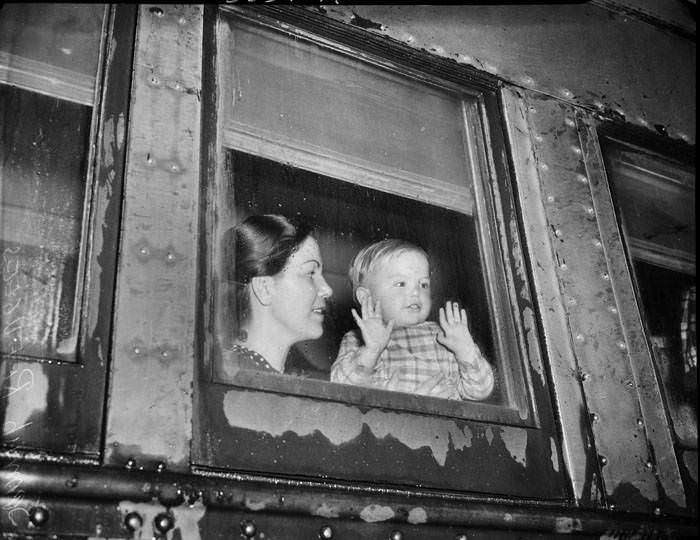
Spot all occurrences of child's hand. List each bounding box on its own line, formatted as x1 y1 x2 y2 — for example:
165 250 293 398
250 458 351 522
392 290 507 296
352 294 394 358
437 301 477 359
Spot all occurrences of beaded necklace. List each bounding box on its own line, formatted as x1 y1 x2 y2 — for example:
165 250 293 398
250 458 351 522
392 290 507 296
231 343 280 373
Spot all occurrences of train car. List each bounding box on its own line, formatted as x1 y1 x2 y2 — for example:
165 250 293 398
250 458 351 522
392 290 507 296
0 3 696 538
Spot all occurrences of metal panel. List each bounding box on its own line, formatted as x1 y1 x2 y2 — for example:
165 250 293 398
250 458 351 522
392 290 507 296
104 4 202 471
502 84 687 514
0 5 135 458
310 4 695 145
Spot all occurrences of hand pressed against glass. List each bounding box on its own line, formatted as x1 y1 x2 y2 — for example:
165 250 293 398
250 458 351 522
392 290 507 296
438 301 481 369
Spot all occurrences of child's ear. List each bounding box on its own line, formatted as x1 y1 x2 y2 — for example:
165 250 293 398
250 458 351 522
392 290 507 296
250 276 274 306
355 286 370 305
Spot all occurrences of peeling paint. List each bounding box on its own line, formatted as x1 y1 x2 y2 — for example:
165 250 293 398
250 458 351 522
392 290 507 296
554 516 583 533
117 500 205 540
500 427 528 467
407 506 428 524
2 364 49 434
360 504 395 522
223 392 474 467
550 437 560 473
312 502 340 519
682 451 697 484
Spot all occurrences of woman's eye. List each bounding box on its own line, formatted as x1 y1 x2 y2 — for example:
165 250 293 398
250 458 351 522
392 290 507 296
395 281 405 287
421 282 430 289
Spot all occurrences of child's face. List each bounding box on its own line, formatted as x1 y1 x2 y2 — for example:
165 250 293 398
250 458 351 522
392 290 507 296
364 250 432 328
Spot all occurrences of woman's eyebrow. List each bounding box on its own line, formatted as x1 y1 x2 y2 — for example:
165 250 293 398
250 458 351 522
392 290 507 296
304 259 321 267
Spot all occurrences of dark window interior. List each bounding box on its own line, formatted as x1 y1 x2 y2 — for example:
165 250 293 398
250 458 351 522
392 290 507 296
219 149 503 404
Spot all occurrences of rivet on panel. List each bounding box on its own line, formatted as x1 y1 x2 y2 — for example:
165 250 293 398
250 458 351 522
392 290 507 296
520 75 534 85
559 262 568 271
637 418 644 428
599 455 608 466
618 342 627 351
608 305 618 314
390 531 404 540
160 349 170 359
534 134 543 143
241 520 257 538
138 245 150 258
156 462 166 473
601 272 610 281
178 16 187 25
148 74 161 87
546 195 555 203
580 372 589 382
539 162 549 171
125 457 137 470
571 145 582 155
165 252 177 264
145 153 155 166
132 346 142 356
153 513 174 534
528 105 537 113
654 507 662 516
585 206 595 217
590 413 599 422
645 460 654 470
593 238 602 248
564 117 576 127
456 535 468 540
576 174 588 184
554 228 563 238
575 333 585 343
169 162 181 174
29 506 50 526
174 81 184 92
560 88 574 99
319 525 334 539
124 512 143 532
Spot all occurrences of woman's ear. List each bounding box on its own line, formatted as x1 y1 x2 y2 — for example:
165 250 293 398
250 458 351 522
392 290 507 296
250 276 274 306
355 286 370 305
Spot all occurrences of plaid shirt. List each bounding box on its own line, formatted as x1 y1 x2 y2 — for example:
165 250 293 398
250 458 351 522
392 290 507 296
330 321 494 400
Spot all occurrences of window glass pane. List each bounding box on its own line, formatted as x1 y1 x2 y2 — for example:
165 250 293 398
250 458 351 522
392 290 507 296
1 5 105 362
221 19 474 214
215 150 505 407
605 140 696 449
0 3 105 105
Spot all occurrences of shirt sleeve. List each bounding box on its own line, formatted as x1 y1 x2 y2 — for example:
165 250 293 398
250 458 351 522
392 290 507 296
330 330 385 388
454 340 495 401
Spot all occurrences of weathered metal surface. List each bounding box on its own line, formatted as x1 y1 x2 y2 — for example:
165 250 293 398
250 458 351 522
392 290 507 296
197 386 565 500
501 85 601 509
503 84 688 515
309 4 695 145
104 4 202 471
0 5 136 457
1 462 697 538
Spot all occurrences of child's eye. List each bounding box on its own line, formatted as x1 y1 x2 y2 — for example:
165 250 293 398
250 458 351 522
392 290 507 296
394 281 405 287
420 281 430 289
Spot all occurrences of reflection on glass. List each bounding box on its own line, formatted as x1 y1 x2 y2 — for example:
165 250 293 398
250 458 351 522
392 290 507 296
215 151 502 404
605 141 696 449
1 4 104 362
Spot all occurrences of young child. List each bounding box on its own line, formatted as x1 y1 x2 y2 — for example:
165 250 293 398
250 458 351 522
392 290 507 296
330 239 494 400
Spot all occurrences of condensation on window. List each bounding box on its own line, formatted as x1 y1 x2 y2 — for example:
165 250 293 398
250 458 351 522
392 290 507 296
1 4 104 362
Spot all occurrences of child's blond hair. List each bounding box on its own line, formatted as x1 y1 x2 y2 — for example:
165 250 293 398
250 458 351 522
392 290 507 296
348 239 429 298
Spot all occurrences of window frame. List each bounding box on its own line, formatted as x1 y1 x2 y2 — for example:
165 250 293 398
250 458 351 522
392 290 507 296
194 6 564 499
0 4 136 458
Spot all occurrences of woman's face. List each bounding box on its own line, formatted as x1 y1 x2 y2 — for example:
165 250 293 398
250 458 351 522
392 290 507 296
269 237 333 343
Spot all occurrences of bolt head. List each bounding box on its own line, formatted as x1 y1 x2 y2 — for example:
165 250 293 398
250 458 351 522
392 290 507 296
29 506 49 526
241 520 257 537
319 525 334 539
124 512 143 532
153 512 174 533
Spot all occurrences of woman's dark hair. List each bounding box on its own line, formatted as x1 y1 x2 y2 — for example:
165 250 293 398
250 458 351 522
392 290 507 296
223 214 313 333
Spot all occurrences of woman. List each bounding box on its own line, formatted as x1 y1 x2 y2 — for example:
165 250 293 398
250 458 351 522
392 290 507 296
224 214 333 374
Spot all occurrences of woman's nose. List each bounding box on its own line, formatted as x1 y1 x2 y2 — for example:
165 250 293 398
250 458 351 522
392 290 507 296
317 275 333 298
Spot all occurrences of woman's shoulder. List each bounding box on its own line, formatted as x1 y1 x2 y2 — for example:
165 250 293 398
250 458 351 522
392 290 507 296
229 344 280 373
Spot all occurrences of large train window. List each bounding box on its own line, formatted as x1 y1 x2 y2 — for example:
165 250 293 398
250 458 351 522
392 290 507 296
0 5 134 456
602 136 696 452
196 8 564 498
